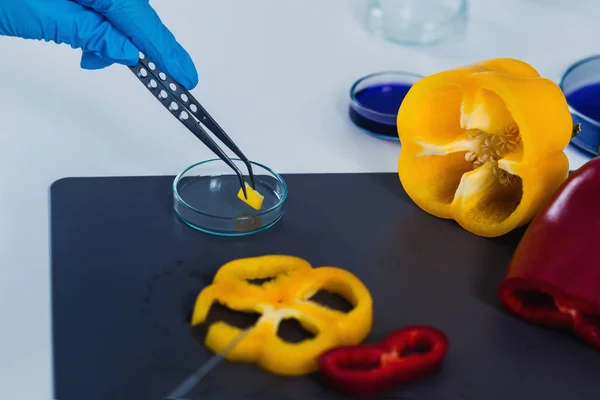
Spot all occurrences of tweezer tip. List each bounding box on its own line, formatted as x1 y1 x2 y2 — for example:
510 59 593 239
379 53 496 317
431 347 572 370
243 161 256 190
239 178 248 199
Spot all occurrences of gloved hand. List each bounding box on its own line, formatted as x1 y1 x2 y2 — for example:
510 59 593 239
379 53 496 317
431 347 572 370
0 0 198 89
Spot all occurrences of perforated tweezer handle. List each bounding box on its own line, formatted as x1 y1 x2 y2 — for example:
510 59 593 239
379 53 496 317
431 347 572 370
128 53 255 197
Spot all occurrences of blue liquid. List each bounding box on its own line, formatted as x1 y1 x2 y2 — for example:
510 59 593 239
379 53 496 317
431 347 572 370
566 83 600 121
349 83 412 137
565 83 600 155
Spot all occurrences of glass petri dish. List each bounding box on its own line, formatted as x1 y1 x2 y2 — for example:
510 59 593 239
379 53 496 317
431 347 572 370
366 0 469 46
559 55 600 156
173 159 287 236
349 71 422 141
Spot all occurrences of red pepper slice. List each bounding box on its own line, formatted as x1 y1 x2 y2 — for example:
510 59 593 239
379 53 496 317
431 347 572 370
317 326 449 397
498 157 600 350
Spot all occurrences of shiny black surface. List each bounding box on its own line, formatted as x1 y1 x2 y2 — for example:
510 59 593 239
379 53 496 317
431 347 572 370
51 173 600 400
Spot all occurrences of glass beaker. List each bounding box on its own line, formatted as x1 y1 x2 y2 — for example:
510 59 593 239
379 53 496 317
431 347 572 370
366 0 468 46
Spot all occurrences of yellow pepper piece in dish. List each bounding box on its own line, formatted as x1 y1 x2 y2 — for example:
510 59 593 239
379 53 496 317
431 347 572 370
191 255 373 376
237 182 264 210
397 58 573 237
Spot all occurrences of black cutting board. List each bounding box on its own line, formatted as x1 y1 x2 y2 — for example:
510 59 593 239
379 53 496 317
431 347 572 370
50 173 600 400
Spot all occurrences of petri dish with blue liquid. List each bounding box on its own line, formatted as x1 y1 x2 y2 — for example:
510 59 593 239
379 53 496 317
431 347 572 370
349 71 422 141
560 55 600 156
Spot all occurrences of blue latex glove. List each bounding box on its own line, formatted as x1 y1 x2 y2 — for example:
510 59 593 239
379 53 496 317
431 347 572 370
0 0 198 89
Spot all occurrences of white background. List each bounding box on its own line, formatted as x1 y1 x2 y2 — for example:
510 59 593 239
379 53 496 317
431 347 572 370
0 0 598 398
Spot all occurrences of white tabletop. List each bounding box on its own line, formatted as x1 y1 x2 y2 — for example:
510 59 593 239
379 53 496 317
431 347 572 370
0 0 598 398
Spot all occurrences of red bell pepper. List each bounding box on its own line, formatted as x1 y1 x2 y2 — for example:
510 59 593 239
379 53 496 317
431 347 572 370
317 326 449 397
498 157 600 350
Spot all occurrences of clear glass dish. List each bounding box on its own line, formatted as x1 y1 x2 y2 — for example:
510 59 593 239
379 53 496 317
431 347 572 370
366 0 469 46
349 71 422 141
173 159 287 236
559 55 600 156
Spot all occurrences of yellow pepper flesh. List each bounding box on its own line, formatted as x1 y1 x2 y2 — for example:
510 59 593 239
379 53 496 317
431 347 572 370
397 58 573 237
191 255 373 376
237 182 264 210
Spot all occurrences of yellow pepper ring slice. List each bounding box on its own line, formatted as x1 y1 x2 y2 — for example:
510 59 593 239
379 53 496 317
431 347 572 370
397 58 573 237
191 255 374 376
213 254 312 284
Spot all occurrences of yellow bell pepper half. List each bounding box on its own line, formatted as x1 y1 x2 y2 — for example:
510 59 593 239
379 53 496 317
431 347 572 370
191 255 373 376
397 58 573 237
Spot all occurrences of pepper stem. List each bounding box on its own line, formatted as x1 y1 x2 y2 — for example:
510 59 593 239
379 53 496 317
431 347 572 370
572 123 582 138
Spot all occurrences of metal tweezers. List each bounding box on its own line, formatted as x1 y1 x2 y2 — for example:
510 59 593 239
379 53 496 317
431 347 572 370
128 53 255 198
